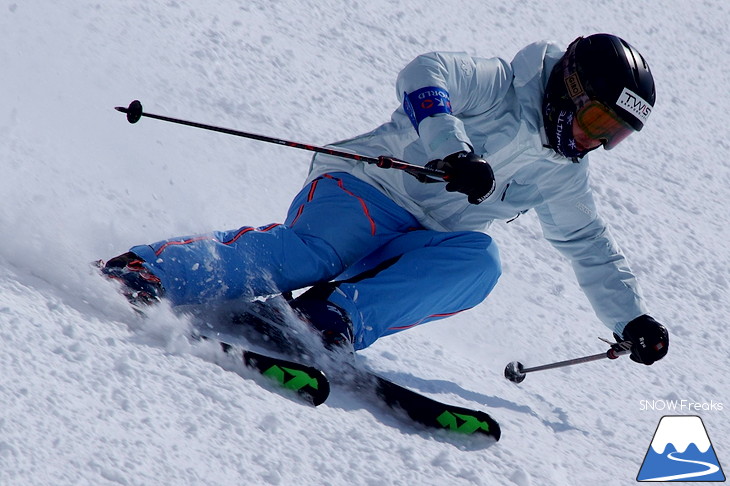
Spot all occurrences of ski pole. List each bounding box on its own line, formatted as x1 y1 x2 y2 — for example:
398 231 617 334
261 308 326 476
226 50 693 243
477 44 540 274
504 341 632 383
115 100 446 182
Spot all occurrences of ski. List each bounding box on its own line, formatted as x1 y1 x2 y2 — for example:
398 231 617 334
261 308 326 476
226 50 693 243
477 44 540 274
124 292 499 436
194 302 500 439
195 333 330 407
240 347 330 407
350 368 501 440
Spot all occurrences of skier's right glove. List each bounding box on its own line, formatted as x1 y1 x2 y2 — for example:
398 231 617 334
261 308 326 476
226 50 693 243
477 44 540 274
426 151 496 204
101 251 165 306
615 314 669 365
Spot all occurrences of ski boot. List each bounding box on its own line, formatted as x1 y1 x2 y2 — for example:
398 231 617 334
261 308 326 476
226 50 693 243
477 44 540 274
290 286 355 352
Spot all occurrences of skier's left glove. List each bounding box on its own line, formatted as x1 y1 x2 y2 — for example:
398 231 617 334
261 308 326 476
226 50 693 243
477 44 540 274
615 315 669 365
426 151 496 204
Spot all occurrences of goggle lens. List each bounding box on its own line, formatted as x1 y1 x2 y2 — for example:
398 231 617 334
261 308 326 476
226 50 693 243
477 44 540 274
575 101 634 150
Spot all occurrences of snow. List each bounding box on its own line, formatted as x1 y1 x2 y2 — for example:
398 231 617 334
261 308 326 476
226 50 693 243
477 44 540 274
1 1 729 485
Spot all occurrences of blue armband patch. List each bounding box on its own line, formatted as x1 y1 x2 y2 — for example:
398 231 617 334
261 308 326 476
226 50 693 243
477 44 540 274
403 86 452 133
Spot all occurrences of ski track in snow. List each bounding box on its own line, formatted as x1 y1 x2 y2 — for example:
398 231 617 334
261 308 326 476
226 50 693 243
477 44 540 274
1 1 729 485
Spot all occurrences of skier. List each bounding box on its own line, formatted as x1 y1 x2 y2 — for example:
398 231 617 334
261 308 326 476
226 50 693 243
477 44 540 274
103 33 668 365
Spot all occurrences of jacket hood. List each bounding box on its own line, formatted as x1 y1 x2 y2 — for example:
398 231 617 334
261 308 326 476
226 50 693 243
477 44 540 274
511 41 564 134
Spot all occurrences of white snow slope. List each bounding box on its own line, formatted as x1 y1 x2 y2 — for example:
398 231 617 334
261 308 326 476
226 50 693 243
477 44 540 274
2 1 729 485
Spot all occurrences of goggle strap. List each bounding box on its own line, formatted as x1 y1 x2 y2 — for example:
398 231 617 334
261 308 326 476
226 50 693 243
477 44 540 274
562 37 592 109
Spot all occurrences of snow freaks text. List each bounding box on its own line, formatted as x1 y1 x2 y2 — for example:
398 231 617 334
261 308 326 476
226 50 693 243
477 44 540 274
639 400 724 412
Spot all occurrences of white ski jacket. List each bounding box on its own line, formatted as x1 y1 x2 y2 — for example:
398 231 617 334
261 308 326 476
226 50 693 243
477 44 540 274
306 41 647 334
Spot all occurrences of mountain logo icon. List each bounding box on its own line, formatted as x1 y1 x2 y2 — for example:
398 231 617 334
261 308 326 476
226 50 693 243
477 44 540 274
637 415 726 482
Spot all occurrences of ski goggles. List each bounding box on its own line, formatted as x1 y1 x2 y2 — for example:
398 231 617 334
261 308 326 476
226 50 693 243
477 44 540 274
574 100 634 150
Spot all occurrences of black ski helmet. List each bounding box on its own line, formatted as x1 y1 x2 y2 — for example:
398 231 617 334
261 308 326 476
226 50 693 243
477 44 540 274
543 34 656 157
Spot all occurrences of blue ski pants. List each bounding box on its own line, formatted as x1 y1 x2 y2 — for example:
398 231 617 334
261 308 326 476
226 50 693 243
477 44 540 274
130 173 501 349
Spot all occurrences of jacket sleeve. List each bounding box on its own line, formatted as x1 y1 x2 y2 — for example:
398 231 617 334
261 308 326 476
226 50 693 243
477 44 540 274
534 166 648 335
395 51 513 160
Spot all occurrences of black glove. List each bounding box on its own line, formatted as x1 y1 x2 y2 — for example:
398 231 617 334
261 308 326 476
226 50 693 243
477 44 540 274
426 151 495 204
615 315 669 365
